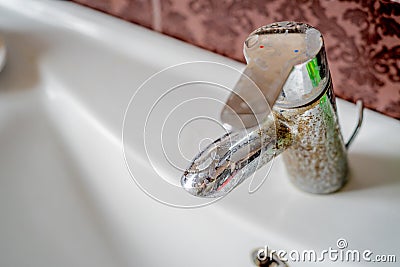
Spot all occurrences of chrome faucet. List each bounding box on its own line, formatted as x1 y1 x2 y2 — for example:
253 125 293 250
181 22 363 197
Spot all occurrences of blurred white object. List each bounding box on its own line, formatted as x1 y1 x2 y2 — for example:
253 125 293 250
0 35 5 72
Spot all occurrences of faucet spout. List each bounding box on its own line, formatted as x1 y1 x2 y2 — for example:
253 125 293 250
181 116 292 197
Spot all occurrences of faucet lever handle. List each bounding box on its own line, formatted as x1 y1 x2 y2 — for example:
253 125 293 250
221 26 318 130
220 62 291 130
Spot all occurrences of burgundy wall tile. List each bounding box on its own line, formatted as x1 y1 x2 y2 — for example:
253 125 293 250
72 0 154 29
72 0 400 119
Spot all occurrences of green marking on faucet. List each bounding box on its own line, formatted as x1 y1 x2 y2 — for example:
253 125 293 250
320 93 336 143
306 57 321 87
320 94 331 117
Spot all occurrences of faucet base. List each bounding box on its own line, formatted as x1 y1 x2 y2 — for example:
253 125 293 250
275 78 349 194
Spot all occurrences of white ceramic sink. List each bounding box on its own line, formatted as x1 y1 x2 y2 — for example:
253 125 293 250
0 1 399 266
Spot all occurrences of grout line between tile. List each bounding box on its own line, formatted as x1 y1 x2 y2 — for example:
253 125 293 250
151 0 162 32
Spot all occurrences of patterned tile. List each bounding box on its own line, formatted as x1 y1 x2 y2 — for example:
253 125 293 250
72 0 153 29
